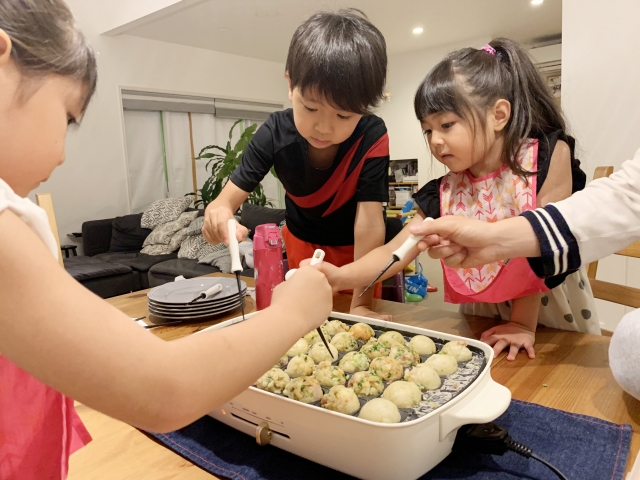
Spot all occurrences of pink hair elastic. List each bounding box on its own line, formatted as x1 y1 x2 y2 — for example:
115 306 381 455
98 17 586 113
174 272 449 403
481 44 496 55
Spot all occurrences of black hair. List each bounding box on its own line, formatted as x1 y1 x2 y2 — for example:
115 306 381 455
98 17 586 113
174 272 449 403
285 8 387 115
0 0 97 112
414 37 565 179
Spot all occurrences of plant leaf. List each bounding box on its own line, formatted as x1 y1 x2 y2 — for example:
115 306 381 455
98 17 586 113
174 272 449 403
189 119 271 206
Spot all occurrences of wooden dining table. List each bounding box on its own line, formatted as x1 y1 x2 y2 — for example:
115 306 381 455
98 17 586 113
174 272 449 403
68 273 640 479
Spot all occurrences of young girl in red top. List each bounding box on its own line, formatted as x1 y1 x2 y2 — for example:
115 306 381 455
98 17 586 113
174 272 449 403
0 2 331 478
318 39 600 361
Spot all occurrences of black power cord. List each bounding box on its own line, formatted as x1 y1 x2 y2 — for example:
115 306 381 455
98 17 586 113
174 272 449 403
453 422 569 480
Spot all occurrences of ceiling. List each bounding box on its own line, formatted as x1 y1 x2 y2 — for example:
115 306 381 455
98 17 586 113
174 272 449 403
120 0 562 63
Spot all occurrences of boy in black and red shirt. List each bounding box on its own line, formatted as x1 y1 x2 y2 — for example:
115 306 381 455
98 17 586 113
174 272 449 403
203 9 390 320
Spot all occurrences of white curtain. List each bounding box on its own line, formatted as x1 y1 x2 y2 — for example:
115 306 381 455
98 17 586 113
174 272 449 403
123 111 282 213
163 112 193 199
123 110 167 213
191 114 238 192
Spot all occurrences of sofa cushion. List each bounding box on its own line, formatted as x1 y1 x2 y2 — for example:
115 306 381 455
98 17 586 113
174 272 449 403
142 212 197 249
149 259 254 287
81 274 134 299
184 216 204 237
241 203 285 239
110 213 151 253
64 256 132 282
141 197 192 229
94 251 178 273
149 258 222 279
185 207 205 217
82 218 114 257
197 241 227 260
178 235 208 259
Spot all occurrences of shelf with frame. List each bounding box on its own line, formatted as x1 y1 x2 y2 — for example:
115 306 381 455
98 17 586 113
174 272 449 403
388 158 418 208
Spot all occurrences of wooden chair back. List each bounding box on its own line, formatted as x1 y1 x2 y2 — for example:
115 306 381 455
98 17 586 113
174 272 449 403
35 193 64 267
587 167 640 308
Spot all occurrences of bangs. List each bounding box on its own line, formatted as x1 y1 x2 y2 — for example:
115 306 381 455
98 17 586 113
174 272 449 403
285 9 387 115
289 40 385 115
414 60 470 121
69 31 98 113
296 70 378 115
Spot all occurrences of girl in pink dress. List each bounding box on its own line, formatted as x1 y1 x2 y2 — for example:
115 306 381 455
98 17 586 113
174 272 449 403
0 2 332 478
320 39 599 361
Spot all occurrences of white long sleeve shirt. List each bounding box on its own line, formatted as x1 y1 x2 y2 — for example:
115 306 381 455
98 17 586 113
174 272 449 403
522 147 640 276
521 147 640 406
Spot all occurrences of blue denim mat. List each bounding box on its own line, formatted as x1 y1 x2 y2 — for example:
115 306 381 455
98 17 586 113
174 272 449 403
148 399 632 480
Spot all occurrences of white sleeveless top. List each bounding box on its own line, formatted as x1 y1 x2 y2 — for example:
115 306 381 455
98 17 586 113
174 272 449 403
0 178 59 259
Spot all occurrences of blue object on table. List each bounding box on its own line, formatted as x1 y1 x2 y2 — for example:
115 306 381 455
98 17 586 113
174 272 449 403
146 399 632 480
400 199 415 224
405 261 428 298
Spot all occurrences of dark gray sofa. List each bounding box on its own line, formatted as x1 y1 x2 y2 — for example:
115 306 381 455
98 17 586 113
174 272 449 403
66 204 402 299
66 205 283 298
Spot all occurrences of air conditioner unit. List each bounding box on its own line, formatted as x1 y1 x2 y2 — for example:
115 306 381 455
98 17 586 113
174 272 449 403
529 44 561 96
536 60 562 73
529 43 561 69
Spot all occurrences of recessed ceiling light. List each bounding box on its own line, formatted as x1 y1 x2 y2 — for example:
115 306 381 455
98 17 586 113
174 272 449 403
413 27 424 35
531 0 543 5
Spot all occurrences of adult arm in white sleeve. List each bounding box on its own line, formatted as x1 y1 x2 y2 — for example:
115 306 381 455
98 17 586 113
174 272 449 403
522 146 640 276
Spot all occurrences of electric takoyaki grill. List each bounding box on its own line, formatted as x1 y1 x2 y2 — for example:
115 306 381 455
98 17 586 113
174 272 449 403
203 312 511 480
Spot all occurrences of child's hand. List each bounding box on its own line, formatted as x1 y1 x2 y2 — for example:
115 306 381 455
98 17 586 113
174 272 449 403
298 259 344 294
271 266 332 330
350 305 393 322
202 206 248 245
480 322 536 361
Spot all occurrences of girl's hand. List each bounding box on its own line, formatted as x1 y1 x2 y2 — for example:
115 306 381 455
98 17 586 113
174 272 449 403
202 206 248 245
270 266 332 330
480 322 536 361
298 259 343 294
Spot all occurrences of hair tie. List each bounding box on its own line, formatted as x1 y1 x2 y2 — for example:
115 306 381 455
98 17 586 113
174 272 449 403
481 44 496 55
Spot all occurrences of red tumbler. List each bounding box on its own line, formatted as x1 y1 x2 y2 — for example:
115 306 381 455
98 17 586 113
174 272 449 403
253 223 284 310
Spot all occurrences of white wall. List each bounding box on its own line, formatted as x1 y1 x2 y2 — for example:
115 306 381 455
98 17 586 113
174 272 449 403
93 0 183 34
375 37 490 187
35 0 288 245
562 0 640 331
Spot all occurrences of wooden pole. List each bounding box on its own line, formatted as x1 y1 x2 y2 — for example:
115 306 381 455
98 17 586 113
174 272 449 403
187 112 198 204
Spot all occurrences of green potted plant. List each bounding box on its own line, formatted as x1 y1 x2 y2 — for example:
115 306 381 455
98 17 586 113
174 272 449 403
189 119 274 208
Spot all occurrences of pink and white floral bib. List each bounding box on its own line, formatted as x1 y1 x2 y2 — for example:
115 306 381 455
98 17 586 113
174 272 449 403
440 140 549 303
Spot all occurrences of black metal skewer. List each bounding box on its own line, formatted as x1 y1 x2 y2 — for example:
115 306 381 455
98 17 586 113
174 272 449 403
317 327 334 359
235 271 245 321
187 293 206 305
359 256 399 298
145 320 183 329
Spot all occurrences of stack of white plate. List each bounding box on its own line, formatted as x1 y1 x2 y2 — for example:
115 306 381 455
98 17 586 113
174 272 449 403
148 277 247 321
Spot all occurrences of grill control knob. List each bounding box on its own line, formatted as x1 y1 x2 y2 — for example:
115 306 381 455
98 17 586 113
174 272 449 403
255 422 272 446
